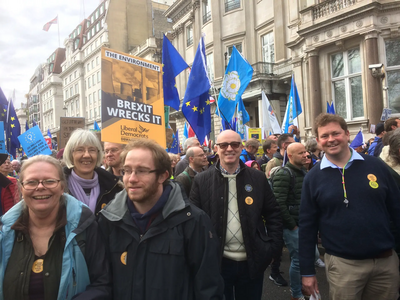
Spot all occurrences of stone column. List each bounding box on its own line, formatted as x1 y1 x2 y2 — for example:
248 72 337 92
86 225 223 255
365 31 383 127
308 51 322 127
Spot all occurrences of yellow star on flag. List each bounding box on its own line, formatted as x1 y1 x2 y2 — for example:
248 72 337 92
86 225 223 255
185 101 191 107
200 109 204 114
11 117 15 121
192 106 198 112
206 99 210 105
11 124 15 128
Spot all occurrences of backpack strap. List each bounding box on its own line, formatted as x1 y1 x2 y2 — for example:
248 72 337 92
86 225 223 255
75 230 86 256
182 171 192 185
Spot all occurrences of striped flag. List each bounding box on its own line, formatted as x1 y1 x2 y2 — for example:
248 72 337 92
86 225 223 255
43 16 58 31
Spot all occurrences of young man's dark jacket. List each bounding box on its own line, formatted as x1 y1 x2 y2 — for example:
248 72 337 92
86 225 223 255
271 162 306 230
64 167 123 215
190 160 283 279
98 181 224 300
174 166 197 197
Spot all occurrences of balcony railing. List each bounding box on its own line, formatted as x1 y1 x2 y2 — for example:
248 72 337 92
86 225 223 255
225 0 240 13
203 11 211 24
252 62 274 76
313 0 357 20
252 61 293 78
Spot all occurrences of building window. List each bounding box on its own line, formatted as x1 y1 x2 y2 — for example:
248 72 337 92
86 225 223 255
206 53 214 84
87 63 90 72
262 32 275 63
70 87 73 97
97 71 100 83
227 43 242 61
98 89 101 100
225 0 240 13
93 92 96 102
91 60 94 69
331 48 363 120
203 0 211 24
385 39 400 114
75 84 78 94
65 90 69 99
96 56 99 66
88 77 91 88
92 74 95 86
89 94 92 104
186 24 193 47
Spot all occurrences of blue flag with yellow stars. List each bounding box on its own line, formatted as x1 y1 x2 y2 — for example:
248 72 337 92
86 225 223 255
168 129 180 154
162 34 189 111
0 88 9 124
182 36 211 144
6 99 21 158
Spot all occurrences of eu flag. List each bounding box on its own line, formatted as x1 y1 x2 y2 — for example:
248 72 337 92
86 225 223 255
236 97 250 139
168 130 181 154
182 36 211 144
25 121 29 132
33 119 37 127
94 120 101 131
0 88 8 124
162 35 189 111
6 99 21 158
216 46 253 123
47 128 52 138
282 75 302 133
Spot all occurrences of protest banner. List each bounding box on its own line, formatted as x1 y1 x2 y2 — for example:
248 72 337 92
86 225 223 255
59 117 85 149
101 47 166 147
0 122 5 153
18 126 52 157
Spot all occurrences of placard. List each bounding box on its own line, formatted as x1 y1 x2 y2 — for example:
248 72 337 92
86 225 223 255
101 47 166 146
59 117 85 149
18 126 52 157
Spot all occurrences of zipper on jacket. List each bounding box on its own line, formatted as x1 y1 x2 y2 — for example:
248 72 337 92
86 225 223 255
96 180 120 214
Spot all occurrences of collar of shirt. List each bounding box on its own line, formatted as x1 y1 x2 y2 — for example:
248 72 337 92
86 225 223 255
219 164 240 175
320 148 364 170
189 166 198 175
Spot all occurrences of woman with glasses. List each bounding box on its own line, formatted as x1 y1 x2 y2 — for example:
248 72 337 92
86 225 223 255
0 155 111 299
63 129 123 215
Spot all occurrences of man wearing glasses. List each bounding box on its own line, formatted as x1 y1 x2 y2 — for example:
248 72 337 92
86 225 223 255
190 130 283 300
239 138 260 163
175 146 208 197
99 138 224 300
104 142 125 180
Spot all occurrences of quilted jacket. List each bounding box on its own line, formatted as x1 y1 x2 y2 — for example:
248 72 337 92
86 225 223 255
190 160 283 279
271 162 306 230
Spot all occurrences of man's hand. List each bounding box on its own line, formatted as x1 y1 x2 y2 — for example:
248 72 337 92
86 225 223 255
302 276 319 297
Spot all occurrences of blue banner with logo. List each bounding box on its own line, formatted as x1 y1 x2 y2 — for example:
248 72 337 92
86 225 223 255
18 125 52 157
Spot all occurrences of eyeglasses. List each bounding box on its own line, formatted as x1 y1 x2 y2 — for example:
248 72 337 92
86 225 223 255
216 142 241 150
306 155 312 159
121 168 158 177
21 179 61 190
73 147 99 155
194 154 207 158
105 148 121 154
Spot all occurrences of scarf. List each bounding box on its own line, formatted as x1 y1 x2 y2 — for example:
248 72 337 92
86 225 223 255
68 169 100 213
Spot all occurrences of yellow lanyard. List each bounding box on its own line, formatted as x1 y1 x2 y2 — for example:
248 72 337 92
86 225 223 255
334 151 352 208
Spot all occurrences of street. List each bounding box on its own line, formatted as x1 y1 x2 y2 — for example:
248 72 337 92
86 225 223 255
262 247 329 299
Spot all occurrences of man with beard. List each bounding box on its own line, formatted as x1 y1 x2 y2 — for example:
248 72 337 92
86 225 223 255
98 139 224 300
104 142 125 181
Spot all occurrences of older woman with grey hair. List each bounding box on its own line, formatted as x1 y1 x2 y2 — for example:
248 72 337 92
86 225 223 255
63 129 123 215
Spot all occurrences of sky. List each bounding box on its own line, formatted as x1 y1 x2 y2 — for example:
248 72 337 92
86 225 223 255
0 0 102 109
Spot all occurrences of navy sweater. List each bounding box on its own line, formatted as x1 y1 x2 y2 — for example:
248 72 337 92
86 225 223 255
299 154 400 276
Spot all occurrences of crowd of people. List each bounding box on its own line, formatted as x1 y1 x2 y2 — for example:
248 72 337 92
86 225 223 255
0 114 399 299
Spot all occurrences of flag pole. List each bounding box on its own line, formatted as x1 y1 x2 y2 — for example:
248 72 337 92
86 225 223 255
213 86 233 130
57 15 60 47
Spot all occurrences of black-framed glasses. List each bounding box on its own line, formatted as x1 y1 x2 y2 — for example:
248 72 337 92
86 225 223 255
216 142 241 150
121 169 158 177
21 179 61 190
306 155 312 159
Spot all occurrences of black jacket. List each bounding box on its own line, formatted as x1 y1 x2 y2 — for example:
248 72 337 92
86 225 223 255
98 182 224 300
64 167 123 215
174 166 197 197
190 160 283 279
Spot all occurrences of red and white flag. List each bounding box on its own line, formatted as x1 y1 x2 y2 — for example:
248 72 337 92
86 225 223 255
43 16 58 31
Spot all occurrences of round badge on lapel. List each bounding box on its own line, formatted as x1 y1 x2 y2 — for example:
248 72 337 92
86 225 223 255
244 184 253 192
245 197 254 205
121 251 127 265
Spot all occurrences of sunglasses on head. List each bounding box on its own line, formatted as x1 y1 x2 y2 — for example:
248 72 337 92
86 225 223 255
216 142 241 150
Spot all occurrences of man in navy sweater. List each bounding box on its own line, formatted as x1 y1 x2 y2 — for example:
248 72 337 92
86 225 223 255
299 113 400 300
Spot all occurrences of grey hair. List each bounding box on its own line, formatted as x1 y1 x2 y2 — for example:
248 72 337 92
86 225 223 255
183 137 199 152
63 129 103 169
388 128 400 166
186 147 196 158
305 138 318 153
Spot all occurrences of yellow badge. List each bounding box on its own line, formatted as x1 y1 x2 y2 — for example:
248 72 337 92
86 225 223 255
245 197 253 205
32 259 44 273
369 181 379 189
101 203 106 209
367 174 377 182
120 251 127 265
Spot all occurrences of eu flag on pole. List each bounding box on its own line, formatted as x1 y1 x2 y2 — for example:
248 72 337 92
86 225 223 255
350 129 364 149
6 99 21 158
47 128 52 139
0 88 8 124
94 120 101 131
282 75 302 133
216 46 253 123
182 36 211 144
25 121 29 132
162 35 189 111
168 130 181 154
